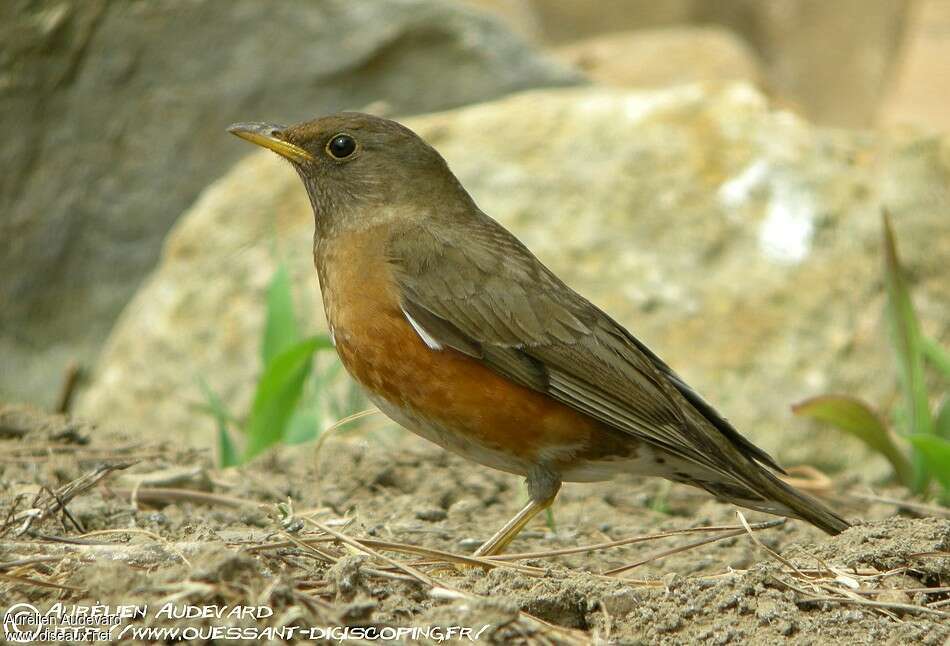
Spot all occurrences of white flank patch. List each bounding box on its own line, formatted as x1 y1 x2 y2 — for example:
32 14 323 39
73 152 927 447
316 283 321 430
402 308 443 351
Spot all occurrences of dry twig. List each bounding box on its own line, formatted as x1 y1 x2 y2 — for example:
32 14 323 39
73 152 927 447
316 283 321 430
106 486 263 509
2 462 134 537
301 518 588 644
603 518 784 576
55 361 83 414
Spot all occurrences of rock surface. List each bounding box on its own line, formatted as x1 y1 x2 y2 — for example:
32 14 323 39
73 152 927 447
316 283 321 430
473 0 911 127
0 0 579 408
523 0 694 44
881 0 950 133
702 0 911 127
460 0 543 43
80 83 950 477
555 27 762 89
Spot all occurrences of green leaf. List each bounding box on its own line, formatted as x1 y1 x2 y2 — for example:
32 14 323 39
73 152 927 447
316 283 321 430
882 211 932 492
262 264 300 365
198 378 241 468
244 336 328 460
922 336 950 380
936 399 950 441
285 407 321 444
882 212 932 438
907 434 950 492
314 333 335 351
217 424 241 468
792 394 914 487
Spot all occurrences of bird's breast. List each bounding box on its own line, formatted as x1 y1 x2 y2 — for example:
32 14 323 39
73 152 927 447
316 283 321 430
313 226 639 476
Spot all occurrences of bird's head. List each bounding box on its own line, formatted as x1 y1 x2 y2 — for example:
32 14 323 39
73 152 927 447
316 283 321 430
228 113 471 234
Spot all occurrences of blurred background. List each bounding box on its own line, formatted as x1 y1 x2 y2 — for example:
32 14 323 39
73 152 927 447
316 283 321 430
1 0 948 477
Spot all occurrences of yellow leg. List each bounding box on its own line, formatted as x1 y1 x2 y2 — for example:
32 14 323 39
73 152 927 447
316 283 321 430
473 494 556 557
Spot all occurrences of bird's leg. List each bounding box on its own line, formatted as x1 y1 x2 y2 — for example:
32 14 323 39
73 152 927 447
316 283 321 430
473 468 561 557
471 497 555 556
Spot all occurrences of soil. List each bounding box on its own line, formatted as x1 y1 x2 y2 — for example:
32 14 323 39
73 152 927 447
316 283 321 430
1 403 948 644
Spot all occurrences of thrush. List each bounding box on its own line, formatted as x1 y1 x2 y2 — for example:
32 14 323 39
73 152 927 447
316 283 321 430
228 114 850 555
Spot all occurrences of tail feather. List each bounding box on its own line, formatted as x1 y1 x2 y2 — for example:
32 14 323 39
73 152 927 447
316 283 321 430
701 469 850 535
756 470 850 535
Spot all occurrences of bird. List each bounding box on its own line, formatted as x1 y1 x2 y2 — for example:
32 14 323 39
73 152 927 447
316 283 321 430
228 113 850 555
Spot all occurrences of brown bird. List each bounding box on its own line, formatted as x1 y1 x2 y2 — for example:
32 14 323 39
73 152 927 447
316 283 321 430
228 114 850 555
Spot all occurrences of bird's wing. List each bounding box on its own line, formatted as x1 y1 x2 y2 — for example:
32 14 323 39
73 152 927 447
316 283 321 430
387 215 782 479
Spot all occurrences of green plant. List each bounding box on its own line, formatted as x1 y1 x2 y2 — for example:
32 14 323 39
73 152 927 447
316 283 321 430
200 263 367 466
793 212 950 500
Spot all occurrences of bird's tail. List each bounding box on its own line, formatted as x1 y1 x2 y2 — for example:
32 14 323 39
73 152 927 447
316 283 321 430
712 468 850 535
760 470 850 534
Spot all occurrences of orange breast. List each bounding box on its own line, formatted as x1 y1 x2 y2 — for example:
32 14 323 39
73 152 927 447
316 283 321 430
314 226 615 472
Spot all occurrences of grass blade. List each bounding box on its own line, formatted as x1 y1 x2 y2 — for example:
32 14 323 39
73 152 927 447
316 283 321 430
906 435 950 493
197 378 241 468
262 264 300 365
285 407 322 444
923 336 950 380
936 399 950 441
792 394 914 487
244 336 329 460
882 211 932 491
884 213 932 433
882 212 932 436
217 423 241 468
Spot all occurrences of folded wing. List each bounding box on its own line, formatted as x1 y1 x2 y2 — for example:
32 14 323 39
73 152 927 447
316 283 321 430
387 215 783 485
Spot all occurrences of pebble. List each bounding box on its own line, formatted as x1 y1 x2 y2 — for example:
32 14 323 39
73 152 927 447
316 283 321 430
416 508 447 522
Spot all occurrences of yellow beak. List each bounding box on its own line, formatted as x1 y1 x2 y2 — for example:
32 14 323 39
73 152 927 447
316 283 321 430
227 122 314 163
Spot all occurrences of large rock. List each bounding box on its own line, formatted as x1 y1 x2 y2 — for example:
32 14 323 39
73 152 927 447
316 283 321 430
461 0 543 43
472 0 911 127
80 84 950 478
524 0 694 44
696 0 911 127
881 0 950 133
0 0 579 408
554 27 762 89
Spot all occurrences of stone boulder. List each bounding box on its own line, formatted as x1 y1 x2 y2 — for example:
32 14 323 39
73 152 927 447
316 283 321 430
471 0 912 127
80 84 950 478
881 0 950 133
0 0 580 408
555 27 762 90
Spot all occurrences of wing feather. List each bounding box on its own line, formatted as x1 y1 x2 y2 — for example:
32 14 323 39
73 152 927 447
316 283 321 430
387 215 781 479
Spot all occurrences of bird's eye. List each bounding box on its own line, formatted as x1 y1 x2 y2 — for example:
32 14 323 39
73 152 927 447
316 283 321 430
326 134 357 159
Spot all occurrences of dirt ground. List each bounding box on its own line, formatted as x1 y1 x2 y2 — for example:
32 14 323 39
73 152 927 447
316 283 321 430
1 403 948 644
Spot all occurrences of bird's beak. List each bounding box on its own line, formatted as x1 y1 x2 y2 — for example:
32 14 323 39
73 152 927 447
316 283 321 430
227 122 314 163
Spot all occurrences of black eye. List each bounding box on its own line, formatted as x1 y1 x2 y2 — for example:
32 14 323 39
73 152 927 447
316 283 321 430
327 133 357 159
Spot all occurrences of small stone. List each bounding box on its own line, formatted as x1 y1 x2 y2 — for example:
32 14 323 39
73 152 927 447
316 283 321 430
339 598 376 622
239 508 269 528
655 615 683 634
328 555 367 600
459 538 484 551
146 512 167 526
415 508 447 522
